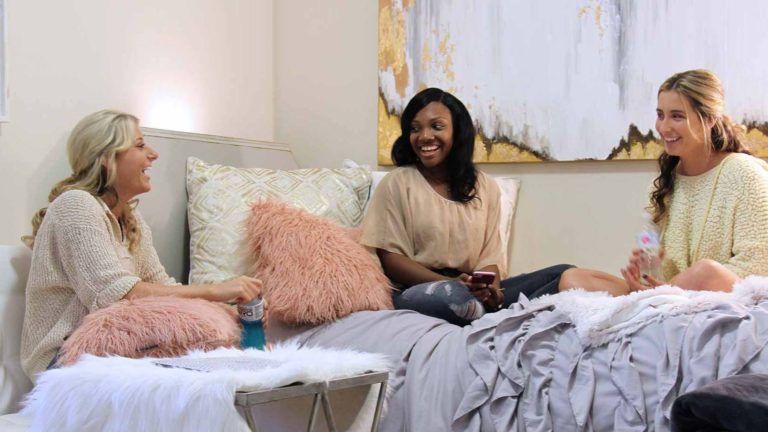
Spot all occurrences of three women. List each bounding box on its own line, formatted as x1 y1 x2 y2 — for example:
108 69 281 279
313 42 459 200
23 69 768 359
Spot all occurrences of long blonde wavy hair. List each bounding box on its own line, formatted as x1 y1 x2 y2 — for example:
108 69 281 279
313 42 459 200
23 110 143 251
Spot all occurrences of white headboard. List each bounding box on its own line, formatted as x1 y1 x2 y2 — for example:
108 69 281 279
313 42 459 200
139 128 297 283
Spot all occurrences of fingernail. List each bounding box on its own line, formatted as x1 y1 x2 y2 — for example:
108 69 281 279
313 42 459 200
641 274 648 279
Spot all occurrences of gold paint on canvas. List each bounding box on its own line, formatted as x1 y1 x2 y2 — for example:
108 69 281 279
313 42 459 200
378 95 400 165
438 32 455 82
378 94 543 165
378 0 409 97
746 128 768 157
485 142 543 163
578 0 606 36
611 141 664 160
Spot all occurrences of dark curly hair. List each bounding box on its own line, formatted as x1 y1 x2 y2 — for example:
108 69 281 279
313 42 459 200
391 87 478 203
650 70 750 224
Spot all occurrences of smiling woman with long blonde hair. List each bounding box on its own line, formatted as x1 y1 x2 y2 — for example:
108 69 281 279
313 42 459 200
20 110 262 380
24 110 144 251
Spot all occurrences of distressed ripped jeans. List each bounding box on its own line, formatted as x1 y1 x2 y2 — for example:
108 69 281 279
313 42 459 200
393 264 575 326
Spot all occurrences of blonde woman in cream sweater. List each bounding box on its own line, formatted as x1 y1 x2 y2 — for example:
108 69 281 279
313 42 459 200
20 110 262 379
621 69 768 293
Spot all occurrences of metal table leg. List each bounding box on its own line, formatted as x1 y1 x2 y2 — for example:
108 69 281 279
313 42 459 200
320 389 338 432
235 371 389 432
307 392 321 432
371 381 388 432
244 406 259 432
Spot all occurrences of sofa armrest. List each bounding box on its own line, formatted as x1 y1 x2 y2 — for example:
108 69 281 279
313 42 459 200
0 245 33 414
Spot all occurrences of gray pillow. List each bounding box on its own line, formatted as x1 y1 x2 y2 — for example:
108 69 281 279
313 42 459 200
672 374 768 432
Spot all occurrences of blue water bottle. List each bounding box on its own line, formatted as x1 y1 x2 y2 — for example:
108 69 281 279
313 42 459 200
238 298 266 349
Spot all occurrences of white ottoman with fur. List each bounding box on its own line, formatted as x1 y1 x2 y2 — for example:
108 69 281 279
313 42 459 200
21 344 389 432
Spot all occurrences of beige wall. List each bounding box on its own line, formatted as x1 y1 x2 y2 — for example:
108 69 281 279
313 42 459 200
273 1 660 275
273 0 379 170
0 0 274 244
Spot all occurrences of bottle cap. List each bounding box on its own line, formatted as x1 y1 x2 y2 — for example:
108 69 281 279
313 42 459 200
637 230 660 249
237 297 264 322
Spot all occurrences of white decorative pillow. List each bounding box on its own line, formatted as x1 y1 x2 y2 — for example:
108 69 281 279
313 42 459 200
341 159 387 213
186 157 372 284
494 177 521 272
342 159 520 273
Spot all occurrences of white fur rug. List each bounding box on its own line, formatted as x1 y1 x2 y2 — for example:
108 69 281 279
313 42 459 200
21 343 390 432
523 275 768 347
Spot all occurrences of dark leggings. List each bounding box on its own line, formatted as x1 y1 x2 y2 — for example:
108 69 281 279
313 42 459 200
393 264 575 326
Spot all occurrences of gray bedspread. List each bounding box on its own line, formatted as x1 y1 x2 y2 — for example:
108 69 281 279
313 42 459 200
278 277 768 431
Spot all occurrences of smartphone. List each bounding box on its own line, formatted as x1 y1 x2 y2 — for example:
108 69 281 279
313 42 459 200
471 271 496 285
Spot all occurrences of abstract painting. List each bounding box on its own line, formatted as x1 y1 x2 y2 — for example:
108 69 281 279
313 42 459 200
378 0 768 163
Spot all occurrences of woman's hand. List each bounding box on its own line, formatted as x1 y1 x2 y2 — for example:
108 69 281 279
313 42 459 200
620 248 666 292
210 276 263 304
459 273 503 309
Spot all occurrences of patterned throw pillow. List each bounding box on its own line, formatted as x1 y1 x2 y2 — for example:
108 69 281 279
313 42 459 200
186 157 372 284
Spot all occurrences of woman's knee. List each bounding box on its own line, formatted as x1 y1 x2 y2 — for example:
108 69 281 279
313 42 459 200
675 259 738 291
559 267 630 296
687 259 722 277
558 267 584 290
395 280 484 325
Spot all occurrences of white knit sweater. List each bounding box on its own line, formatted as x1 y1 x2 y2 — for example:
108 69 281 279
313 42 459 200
21 190 175 380
661 153 768 280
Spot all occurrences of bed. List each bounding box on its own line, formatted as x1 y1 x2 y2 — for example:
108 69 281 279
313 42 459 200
172 133 768 431
269 281 768 431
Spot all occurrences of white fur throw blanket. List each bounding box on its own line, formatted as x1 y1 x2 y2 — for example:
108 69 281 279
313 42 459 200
524 275 768 347
21 343 390 432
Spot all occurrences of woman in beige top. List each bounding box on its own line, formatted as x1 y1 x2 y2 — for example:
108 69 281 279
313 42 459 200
361 88 626 326
21 110 262 378
621 70 768 293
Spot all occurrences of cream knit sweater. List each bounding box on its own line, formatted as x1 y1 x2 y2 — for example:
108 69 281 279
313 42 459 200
660 153 768 281
21 190 175 380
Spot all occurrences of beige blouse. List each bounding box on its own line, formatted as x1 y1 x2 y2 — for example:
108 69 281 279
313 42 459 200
360 166 506 277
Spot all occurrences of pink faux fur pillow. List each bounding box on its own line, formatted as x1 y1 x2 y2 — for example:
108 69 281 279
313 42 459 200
247 200 393 325
58 297 240 366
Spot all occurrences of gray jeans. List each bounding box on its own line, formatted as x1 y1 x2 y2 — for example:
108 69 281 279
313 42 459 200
393 264 574 326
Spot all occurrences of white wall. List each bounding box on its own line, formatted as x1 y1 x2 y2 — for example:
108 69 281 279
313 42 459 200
0 0 274 245
273 1 660 275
